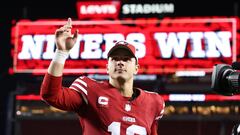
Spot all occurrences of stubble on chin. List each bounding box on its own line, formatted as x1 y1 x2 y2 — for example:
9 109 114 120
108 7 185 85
116 76 126 84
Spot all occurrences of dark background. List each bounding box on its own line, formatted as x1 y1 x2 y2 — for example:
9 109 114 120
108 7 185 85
0 0 239 135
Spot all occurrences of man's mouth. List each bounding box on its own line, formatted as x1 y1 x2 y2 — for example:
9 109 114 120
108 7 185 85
115 68 126 72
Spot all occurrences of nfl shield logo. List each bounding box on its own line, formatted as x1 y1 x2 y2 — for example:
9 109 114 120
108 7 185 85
125 104 131 111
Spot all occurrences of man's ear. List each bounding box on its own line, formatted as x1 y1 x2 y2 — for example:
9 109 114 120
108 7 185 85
134 64 139 75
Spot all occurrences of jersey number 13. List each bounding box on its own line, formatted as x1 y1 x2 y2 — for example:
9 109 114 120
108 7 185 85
108 122 147 135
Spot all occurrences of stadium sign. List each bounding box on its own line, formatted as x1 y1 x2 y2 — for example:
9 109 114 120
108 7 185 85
11 18 237 74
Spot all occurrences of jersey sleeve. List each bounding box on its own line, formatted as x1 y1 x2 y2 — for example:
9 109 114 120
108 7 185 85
40 73 84 112
69 76 93 105
150 94 165 134
155 94 165 120
150 120 159 135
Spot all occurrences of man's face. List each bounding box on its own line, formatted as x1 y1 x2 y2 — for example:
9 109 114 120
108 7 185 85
107 49 138 81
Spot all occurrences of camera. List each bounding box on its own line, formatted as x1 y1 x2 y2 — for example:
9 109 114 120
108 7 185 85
211 62 240 96
231 123 240 135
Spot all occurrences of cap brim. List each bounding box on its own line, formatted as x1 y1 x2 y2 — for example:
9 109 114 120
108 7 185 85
107 45 135 58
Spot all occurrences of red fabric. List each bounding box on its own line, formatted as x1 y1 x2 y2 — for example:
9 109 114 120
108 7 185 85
70 76 165 135
151 119 161 135
40 73 83 111
40 73 165 135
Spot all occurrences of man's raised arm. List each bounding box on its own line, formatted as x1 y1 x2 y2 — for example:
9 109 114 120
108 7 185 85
40 18 82 111
48 18 78 76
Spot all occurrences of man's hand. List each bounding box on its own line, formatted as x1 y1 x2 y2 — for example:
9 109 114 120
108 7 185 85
55 18 78 51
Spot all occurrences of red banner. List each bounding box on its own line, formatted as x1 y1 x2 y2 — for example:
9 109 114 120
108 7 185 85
11 17 238 75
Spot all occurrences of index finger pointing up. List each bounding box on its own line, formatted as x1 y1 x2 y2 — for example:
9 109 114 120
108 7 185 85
67 18 72 27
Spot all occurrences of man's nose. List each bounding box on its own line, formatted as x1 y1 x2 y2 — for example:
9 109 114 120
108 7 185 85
116 60 124 66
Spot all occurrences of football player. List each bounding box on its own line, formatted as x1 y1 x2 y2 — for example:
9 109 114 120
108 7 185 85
40 18 165 135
